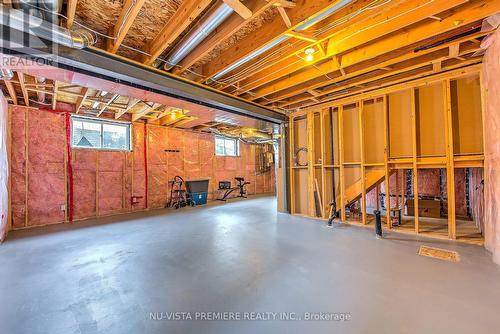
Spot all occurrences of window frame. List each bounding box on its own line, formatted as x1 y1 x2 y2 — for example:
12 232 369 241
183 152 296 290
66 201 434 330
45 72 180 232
71 115 132 152
215 135 240 157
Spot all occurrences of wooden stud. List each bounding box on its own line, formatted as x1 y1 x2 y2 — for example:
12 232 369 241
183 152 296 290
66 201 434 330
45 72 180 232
277 7 292 28
320 109 327 218
338 105 346 222
75 87 89 114
307 111 315 217
107 0 146 53
383 95 391 228
52 81 58 110
289 116 295 214
4 80 18 105
66 0 77 29
359 100 366 225
222 0 252 19
17 72 29 107
410 88 419 234
142 0 213 65
443 79 456 239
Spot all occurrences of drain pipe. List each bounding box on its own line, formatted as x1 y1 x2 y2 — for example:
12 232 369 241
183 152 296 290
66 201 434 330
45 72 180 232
163 3 234 70
0 4 87 49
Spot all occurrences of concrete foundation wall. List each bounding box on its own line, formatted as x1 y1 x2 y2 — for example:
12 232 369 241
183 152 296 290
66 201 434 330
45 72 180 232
9 106 275 229
482 28 500 265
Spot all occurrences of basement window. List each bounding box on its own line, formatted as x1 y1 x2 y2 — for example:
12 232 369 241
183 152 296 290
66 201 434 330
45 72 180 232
71 116 131 151
215 136 239 157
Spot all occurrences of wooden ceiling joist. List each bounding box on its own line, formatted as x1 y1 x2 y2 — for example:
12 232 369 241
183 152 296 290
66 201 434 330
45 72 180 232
281 44 481 108
173 0 276 74
260 31 487 105
116 97 140 119
142 0 213 65
17 72 29 107
222 0 253 20
66 0 77 29
107 0 146 54
248 0 499 104
98 94 119 116
3 80 17 105
200 0 352 81
233 0 472 97
75 87 89 114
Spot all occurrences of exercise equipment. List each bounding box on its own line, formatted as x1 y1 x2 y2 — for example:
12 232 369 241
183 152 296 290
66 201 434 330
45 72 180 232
217 177 250 201
166 176 194 209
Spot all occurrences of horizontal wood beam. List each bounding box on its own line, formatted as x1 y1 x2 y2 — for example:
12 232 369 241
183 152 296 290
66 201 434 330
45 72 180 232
107 0 146 54
260 30 488 105
142 0 213 65
3 79 17 105
249 0 497 101
66 0 77 29
201 0 354 80
223 0 252 19
235 0 471 96
283 44 480 108
297 60 482 111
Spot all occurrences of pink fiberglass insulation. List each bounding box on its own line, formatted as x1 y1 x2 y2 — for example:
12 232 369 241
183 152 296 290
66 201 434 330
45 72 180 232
10 106 27 228
27 109 66 226
98 151 127 215
8 106 276 230
72 150 97 219
0 93 8 241
148 125 170 209
482 28 500 264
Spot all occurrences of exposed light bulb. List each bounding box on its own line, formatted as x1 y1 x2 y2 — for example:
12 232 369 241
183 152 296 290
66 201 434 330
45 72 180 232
306 54 314 62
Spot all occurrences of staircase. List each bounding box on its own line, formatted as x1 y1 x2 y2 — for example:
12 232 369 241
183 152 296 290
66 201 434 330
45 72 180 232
335 169 388 210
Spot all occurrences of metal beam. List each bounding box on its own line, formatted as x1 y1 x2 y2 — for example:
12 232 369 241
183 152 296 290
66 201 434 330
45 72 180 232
0 41 287 124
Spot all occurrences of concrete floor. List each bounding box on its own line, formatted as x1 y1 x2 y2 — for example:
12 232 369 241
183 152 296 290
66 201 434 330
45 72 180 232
1 196 500 334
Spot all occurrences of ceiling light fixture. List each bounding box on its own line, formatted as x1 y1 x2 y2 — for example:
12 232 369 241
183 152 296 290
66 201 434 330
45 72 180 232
305 47 315 62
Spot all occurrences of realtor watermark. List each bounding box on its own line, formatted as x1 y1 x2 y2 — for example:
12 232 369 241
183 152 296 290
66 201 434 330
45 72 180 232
149 311 352 322
0 1 59 69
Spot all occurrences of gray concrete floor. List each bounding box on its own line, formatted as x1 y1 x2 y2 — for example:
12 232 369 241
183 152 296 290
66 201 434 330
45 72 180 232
1 195 500 334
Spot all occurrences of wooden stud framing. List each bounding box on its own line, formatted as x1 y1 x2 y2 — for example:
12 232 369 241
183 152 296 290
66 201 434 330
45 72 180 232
443 79 456 239
17 73 29 107
107 0 146 53
410 88 419 234
223 0 252 20
66 0 77 29
383 95 391 228
338 105 346 222
306 111 315 217
359 101 366 225
289 115 295 214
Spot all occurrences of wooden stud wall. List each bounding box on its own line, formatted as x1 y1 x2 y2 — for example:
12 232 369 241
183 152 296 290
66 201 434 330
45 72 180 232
288 67 484 242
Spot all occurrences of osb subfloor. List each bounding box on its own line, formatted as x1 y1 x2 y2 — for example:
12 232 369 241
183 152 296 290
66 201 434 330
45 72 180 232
344 215 483 246
1 196 500 334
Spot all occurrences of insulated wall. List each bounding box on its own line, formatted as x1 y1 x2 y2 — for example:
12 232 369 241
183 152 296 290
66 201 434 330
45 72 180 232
9 106 275 229
482 28 500 265
0 93 8 241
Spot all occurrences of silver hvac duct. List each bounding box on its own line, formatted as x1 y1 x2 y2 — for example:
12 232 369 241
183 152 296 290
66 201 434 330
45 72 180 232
0 68 14 80
0 4 86 49
164 3 234 69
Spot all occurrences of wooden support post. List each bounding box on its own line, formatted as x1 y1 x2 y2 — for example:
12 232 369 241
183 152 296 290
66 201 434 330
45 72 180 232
444 79 456 239
359 101 367 225
411 88 419 234
383 95 391 228
338 105 346 222
289 116 296 214
320 109 327 218
307 111 315 217
395 169 400 209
